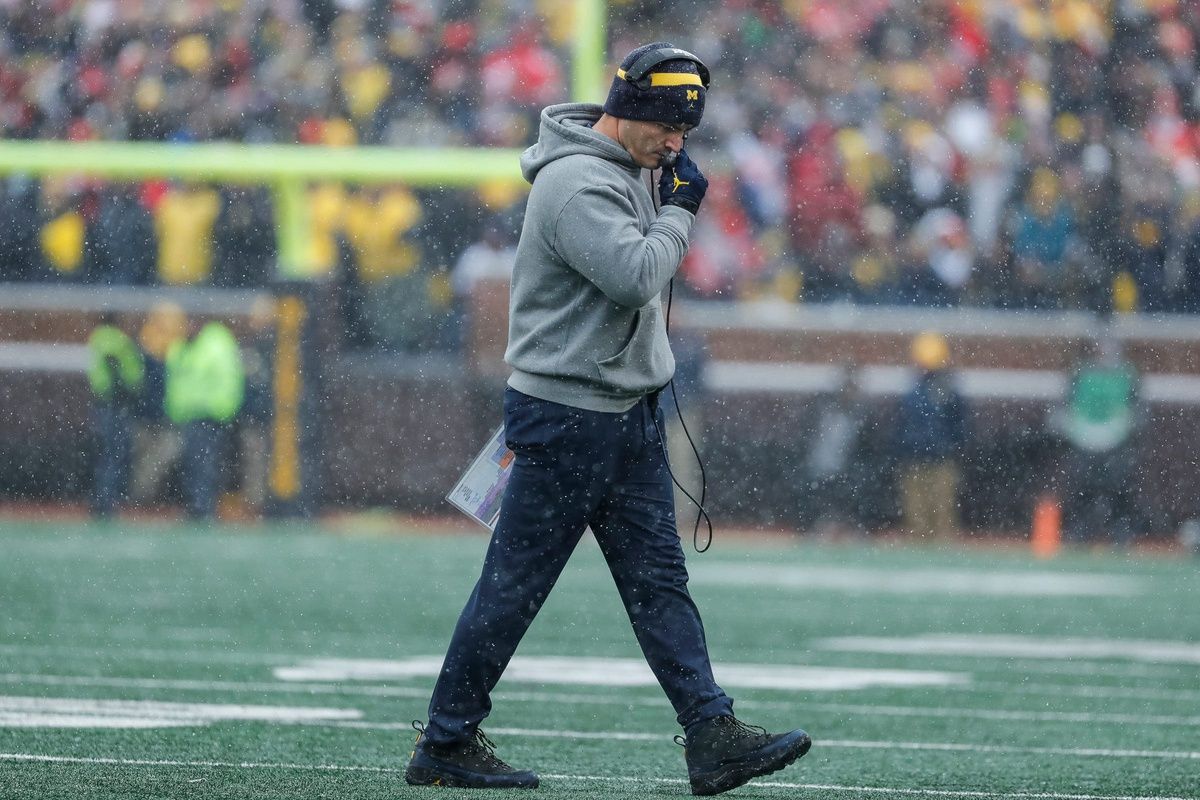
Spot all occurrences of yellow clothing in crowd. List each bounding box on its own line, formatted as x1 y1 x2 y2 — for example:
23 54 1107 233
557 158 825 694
342 188 422 283
41 210 85 274
155 187 220 284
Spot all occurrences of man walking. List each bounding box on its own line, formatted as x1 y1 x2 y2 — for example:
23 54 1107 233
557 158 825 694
406 43 811 795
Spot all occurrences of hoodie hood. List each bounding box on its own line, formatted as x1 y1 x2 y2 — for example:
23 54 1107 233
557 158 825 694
520 103 638 184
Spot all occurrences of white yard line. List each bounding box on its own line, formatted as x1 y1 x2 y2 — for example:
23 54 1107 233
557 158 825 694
0 643 298 666
5 674 1200 723
818 635 1200 665
0 752 1193 800
929 658 1197 681
0 696 361 721
0 696 362 729
954 682 1200 703
688 564 1144 597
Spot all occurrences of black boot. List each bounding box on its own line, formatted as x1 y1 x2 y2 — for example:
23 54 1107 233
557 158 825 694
677 715 811 796
405 722 539 789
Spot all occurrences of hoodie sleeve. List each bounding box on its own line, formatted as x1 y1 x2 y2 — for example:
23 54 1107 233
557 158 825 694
553 184 694 308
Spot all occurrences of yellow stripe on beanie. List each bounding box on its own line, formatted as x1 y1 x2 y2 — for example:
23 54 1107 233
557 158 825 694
617 69 704 87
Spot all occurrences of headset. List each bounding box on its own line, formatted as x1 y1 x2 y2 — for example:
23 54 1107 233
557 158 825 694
620 46 711 92
624 46 716 551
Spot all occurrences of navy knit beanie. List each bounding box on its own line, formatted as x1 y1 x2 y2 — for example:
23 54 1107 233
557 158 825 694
603 42 706 127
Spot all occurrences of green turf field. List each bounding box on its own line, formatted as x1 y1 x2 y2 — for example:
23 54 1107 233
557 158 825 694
1 518 1197 799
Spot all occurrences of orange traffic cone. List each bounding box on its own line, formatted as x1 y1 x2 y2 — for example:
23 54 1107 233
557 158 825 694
1031 494 1062 558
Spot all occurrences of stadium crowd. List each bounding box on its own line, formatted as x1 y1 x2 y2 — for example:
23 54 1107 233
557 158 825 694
4 0 1200 354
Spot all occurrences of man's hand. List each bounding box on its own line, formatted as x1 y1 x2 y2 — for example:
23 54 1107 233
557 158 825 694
659 150 708 215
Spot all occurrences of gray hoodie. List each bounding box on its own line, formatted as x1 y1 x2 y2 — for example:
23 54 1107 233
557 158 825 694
505 103 695 412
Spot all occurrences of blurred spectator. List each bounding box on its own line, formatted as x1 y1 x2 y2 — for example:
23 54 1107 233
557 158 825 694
892 332 968 541
680 174 766 299
879 123 963 235
87 313 145 519
1049 333 1142 545
212 187 276 288
1116 178 1174 312
237 296 276 517
904 207 972 305
39 182 87 281
451 219 517 312
130 302 186 507
164 313 245 520
0 177 41 281
788 122 863 301
481 22 564 115
1009 168 1077 308
154 183 221 285
343 185 435 351
803 369 870 537
1175 194 1200 312
88 184 156 285
851 204 902 302
946 91 1016 264
728 125 789 232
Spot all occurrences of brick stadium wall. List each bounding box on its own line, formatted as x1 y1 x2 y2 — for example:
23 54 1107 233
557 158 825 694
3 283 1198 533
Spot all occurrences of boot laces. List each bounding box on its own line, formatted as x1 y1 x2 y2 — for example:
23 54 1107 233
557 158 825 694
410 721 509 771
719 715 768 741
464 728 508 770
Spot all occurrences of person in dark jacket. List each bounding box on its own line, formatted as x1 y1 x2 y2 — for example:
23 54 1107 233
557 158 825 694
88 184 155 285
893 332 968 540
130 302 185 509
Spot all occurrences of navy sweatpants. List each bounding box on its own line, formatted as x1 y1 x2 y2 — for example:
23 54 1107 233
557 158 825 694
425 388 732 745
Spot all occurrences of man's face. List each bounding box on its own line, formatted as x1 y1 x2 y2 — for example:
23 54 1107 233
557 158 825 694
618 118 693 169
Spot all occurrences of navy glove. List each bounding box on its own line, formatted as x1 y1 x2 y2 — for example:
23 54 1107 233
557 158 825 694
659 150 708 215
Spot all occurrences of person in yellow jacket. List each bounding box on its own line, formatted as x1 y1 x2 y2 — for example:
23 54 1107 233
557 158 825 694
88 314 145 519
164 317 245 520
